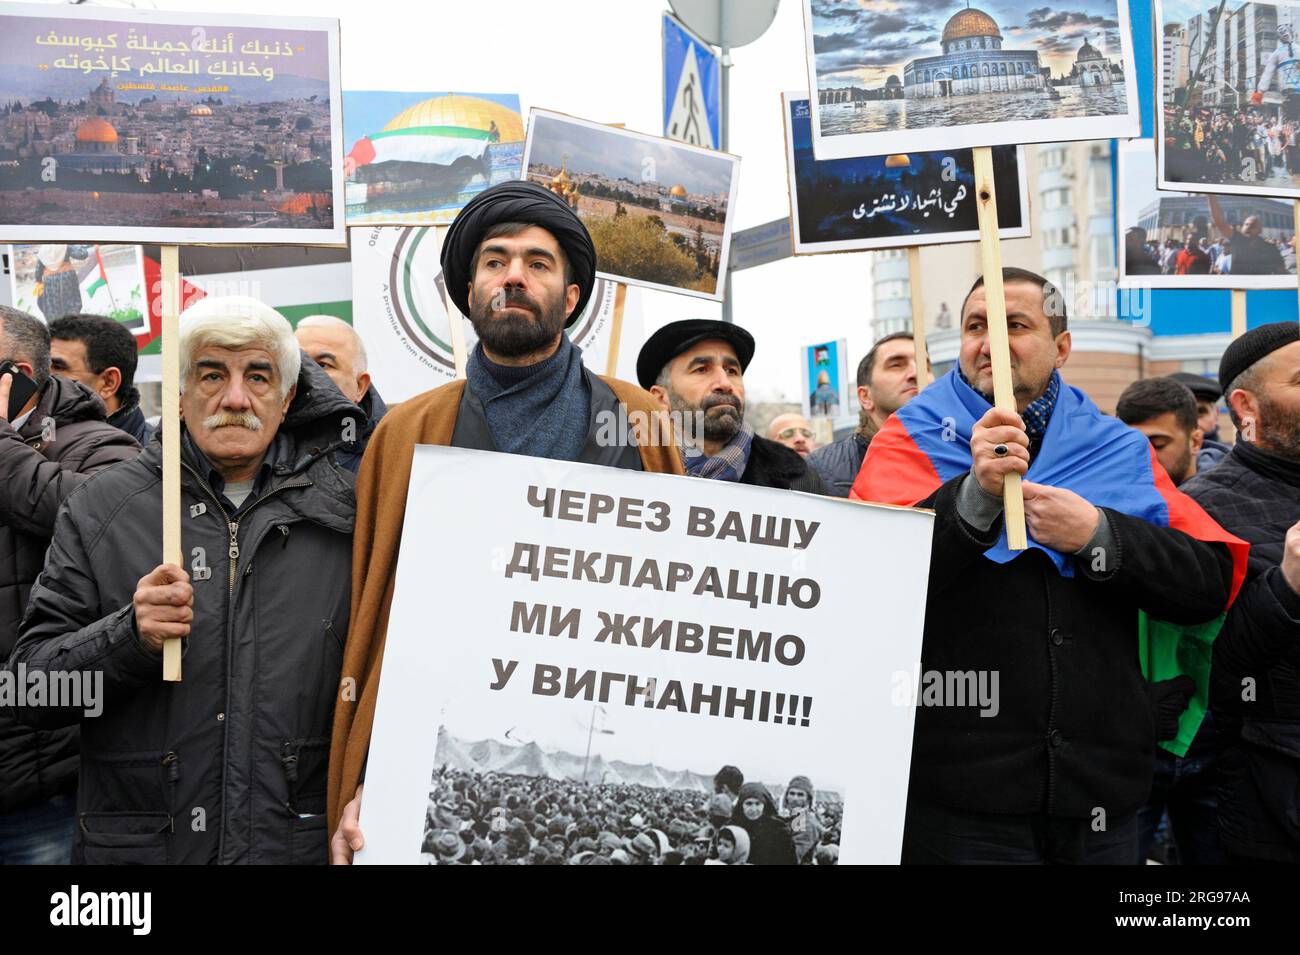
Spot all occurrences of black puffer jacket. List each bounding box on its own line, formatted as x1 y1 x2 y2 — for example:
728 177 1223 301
0 376 140 814
9 358 358 863
1183 442 1300 862
107 386 155 447
333 385 387 474
806 432 869 498
740 435 826 495
909 473 1235 819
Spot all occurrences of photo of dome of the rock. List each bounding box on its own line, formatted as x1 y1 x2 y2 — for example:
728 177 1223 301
341 91 525 226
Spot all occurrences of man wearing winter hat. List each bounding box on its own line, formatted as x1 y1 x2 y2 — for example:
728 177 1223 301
637 319 825 492
1181 321 1300 863
329 182 684 863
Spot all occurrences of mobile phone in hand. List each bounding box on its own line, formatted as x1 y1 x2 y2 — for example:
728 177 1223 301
0 360 40 422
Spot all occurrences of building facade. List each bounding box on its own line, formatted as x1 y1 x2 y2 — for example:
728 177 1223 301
1136 192 1294 244
1180 2 1284 107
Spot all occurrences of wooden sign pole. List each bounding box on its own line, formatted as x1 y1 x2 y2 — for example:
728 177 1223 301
1230 289 1247 340
605 283 628 378
906 246 932 387
160 245 183 681
971 146 1027 551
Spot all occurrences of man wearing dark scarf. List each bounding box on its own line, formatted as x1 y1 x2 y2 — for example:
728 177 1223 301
636 319 825 493
328 182 683 862
853 267 1240 865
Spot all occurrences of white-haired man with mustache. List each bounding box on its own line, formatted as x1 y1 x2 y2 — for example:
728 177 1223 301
10 296 362 864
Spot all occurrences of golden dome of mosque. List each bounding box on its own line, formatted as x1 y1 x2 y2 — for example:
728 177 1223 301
885 154 911 167
75 117 118 144
669 183 688 197
942 7 1002 43
382 94 525 142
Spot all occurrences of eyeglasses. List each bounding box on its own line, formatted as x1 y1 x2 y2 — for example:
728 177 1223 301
777 427 813 440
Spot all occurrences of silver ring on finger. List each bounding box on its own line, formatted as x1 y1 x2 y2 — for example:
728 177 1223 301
994 443 1009 457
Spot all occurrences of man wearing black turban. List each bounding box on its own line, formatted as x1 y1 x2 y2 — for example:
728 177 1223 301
327 183 684 862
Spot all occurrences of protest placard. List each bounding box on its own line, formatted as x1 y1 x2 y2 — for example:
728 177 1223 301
522 109 740 301
342 91 524 227
0 3 344 244
1120 137 1298 289
8 242 147 330
801 0 1140 158
357 447 934 864
802 338 850 421
782 92 1029 253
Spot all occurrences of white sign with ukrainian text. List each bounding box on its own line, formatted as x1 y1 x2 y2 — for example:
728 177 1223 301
358 447 933 864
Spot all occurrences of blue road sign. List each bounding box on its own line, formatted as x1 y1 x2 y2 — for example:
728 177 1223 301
663 11 721 149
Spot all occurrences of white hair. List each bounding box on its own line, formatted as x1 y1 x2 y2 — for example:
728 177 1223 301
295 313 367 374
179 295 300 398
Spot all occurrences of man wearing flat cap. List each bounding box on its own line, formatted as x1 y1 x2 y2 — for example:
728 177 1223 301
636 319 824 493
1181 321 1300 864
328 182 683 862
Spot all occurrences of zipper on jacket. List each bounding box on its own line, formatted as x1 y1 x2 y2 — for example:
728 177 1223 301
179 460 310 863
162 751 181 784
227 522 240 595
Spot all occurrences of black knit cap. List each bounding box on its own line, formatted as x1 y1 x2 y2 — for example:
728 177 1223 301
636 319 755 390
1219 321 1300 394
439 181 597 327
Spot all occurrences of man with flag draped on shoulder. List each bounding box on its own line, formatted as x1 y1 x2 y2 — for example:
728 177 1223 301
851 267 1249 865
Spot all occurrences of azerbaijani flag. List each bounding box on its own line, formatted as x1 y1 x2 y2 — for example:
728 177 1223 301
851 369 1250 755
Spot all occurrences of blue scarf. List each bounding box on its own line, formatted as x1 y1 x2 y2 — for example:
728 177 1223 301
684 420 754 482
466 335 591 461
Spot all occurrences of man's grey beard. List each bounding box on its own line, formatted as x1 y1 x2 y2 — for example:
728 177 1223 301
1256 392 1300 460
468 287 568 358
666 388 745 444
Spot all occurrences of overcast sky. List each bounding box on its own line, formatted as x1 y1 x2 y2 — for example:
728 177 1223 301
47 0 880 403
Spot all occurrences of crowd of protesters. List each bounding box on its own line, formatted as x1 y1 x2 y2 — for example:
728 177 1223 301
417 764 842 865
1163 105 1300 186
1 181 1297 867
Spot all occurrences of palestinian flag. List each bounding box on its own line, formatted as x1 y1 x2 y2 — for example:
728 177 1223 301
85 245 112 306
851 369 1250 755
347 125 493 169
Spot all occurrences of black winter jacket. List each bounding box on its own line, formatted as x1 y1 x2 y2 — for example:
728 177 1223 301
1183 442 1300 862
107 387 155 447
909 473 1235 819
740 436 826 495
806 432 869 498
334 385 387 474
9 358 358 863
0 376 140 814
